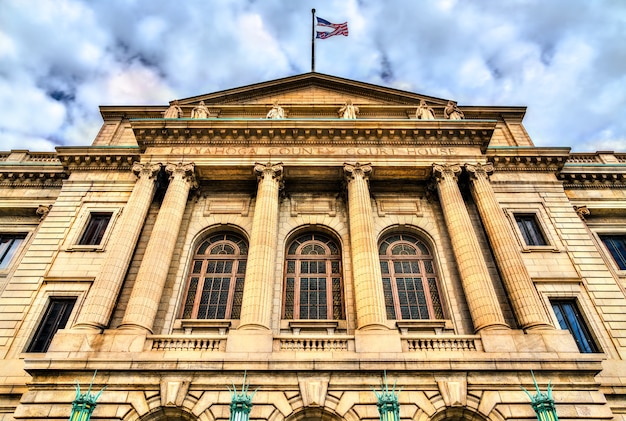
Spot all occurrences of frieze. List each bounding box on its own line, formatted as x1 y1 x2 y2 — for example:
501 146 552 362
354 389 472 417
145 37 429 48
148 146 463 157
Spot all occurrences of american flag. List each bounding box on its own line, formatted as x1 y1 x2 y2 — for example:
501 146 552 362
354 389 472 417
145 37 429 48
316 16 349 39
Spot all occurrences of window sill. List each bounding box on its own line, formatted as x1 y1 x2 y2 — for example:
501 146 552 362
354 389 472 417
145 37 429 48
520 245 560 253
178 319 234 335
396 320 453 335
65 245 105 252
283 320 345 335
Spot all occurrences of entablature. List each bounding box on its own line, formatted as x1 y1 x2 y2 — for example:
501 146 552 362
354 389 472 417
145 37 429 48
0 150 65 187
560 152 626 188
56 146 140 171
130 118 497 152
487 147 570 172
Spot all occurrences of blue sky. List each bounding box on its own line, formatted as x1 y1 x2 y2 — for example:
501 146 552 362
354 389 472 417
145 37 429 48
1 0 625 152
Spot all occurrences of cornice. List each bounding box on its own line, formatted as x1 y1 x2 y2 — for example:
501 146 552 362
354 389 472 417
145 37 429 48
559 168 626 189
0 151 65 187
487 147 570 172
559 153 626 188
100 104 526 122
130 119 496 152
55 147 140 171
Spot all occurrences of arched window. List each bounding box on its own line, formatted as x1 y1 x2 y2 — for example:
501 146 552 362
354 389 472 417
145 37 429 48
181 232 247 319
379 233 444 320
283 233 344 320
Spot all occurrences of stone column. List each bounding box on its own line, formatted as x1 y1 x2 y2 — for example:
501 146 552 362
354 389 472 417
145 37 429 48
432 164 508 331
466 163 552 330
344 163 388 330
119 163 196 333
238 162 283 330
73 162 161 331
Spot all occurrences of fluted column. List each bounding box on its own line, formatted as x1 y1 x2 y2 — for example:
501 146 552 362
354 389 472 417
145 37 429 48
466 163 552 330
344 163 388 330
433 164 508 331
119 163 196 333
238 162 283 330
74 162 161 331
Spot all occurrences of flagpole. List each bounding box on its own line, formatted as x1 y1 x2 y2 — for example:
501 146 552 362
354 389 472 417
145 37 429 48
311 8 316 72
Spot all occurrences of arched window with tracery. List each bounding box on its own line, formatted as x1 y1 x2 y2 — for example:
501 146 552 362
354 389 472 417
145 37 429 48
283 232 344 320
379 233 444 320
181 232 247 319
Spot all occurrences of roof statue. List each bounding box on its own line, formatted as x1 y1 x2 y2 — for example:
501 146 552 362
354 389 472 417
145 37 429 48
444 100 464 119
163 100 183 118
191 101 210 119
415 99 436 120
338 99 359 119
266 102 285 119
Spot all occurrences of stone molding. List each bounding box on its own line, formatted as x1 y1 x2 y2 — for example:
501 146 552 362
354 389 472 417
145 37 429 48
57 147 139 171
131 120 496 150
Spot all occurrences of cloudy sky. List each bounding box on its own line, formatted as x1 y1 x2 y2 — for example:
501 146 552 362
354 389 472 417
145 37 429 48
1 0 625 152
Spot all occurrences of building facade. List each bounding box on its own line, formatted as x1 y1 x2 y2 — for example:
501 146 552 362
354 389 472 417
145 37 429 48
1 73 626 421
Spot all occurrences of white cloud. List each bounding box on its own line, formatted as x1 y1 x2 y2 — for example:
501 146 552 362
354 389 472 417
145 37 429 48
0 0 625 152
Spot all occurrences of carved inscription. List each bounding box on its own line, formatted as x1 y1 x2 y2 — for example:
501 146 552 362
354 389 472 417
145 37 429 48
157 146 458 156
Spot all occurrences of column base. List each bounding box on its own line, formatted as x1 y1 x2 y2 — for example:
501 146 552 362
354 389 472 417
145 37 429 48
47 329 147 353
71 321 104 333
226 329 273 353
480 328 579 353
355 328 402 353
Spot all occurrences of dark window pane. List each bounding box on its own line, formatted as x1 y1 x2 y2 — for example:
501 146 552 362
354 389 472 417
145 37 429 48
601 235 626 270
0 234 26 269
380 261 389 274
515 214 547 246
551 300 599 353
284 277 295 319
428 278 443 319
382 277 395 319
231 278 245 319
78 213 112 245
27 298 76 353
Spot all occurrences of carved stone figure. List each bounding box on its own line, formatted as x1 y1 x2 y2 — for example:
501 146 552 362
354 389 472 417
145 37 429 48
416 100 436 120
444 100 464 120
266 102 285 119
191 101 210 119
163 100 183 118
338 99 359 119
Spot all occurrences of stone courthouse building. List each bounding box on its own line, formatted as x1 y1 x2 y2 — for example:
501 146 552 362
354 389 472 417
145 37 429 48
2 73 626 421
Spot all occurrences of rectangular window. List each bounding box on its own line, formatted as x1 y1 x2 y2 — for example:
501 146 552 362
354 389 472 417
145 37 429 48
600 235 626 270
551 299 599 353
0 234 26 269
26 297 76 353
515 214 547 246
78 212 112 245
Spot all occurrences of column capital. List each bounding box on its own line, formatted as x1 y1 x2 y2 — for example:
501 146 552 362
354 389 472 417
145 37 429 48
432 163 462 182
465 162 494 180
254 162 283 181
165 162 197 186
132 162 162 179
343 162 372 182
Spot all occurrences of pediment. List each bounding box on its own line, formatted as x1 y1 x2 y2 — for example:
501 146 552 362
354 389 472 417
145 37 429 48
177 72 449 107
